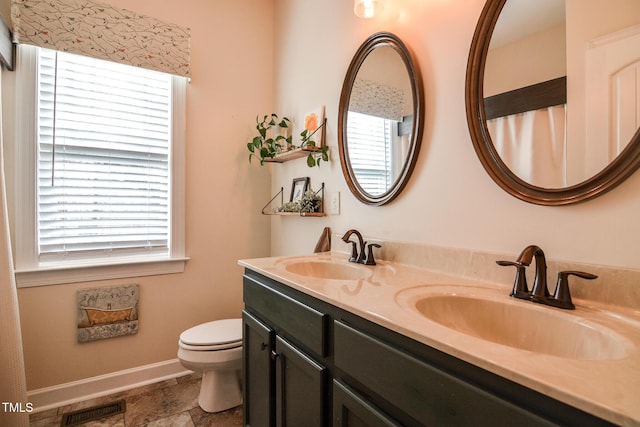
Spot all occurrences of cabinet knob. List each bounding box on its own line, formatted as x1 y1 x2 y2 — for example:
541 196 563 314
270 350 279 361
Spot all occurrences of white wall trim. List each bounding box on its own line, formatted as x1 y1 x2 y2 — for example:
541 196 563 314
16 257 189 288
12 46 187 287
27 359 191 413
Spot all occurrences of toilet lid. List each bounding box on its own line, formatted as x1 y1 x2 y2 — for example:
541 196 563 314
180 318 242 346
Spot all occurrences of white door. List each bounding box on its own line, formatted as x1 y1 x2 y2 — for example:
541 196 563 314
585 24 640 174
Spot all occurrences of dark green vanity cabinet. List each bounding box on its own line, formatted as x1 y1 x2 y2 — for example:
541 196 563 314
242 269 615 427
243 272 328 427
243 313 327 427
243 311 274 427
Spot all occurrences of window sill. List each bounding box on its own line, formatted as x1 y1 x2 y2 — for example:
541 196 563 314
15 257 190 288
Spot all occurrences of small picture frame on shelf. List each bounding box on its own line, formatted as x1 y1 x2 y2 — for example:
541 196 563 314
290 177 309 202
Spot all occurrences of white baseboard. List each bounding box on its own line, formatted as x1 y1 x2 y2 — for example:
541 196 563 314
27 359 191 413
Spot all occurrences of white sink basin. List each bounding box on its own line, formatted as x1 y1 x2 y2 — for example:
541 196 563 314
284 260 371 280
398 286 635 360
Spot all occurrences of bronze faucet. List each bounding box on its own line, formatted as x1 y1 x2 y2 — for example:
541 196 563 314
498 245 597 310
516 245 550 303
341 229 380 265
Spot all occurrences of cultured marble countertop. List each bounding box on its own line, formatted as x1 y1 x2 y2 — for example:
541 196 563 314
239 252 640 427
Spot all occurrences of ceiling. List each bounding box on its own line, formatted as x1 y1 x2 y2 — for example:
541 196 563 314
490 0 565 49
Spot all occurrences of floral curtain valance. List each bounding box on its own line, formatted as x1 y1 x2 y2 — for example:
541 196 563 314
349 78 404 121
11 0 191 77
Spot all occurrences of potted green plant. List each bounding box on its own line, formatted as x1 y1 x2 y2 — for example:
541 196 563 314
277 190 322 213
247 113 329 167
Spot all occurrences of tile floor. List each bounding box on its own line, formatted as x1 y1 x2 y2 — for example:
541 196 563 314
28 373 243 427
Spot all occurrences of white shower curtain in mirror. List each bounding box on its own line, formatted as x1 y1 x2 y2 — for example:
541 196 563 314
0 71 29 426
488 105 567 188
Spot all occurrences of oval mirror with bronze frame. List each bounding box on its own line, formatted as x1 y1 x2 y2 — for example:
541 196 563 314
338 32 424 206
466 0 640 205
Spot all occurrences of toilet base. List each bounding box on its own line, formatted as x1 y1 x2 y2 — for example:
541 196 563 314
198 369 243 413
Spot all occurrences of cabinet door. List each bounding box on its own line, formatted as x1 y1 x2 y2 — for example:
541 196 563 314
274 335 327 427
334 320 555 426
243 311 274 427
333 381 401 427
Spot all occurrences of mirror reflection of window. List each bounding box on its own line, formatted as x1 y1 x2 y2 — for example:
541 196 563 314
347 111 395 196
338 32 424 205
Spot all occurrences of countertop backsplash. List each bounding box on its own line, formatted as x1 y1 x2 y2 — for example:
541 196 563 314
332 234 640 311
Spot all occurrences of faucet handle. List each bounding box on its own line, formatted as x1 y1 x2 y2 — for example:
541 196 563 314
497 260 529 299
550 270 597 310
364 243 381 266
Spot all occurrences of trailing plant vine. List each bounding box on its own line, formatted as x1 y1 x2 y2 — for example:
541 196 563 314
247 114 292 166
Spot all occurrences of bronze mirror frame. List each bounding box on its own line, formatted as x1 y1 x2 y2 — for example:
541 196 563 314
338 32 424 206
466 0 640 205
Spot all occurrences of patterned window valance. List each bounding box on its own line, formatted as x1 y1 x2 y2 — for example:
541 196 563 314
349 78 404 121
11 0 191 77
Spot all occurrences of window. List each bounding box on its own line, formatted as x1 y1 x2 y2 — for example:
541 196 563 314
14 45 187 287
346 111 394 195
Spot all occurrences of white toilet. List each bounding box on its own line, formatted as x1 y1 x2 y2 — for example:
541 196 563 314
177 318 243 413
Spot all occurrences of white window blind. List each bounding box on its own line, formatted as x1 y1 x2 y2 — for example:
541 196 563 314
36 48 172 262
346 111 393 196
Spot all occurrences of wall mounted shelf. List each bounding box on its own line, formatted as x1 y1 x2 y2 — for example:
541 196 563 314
262 117 327 164
269 211 326 217
262 183 325 217
263 146 324 163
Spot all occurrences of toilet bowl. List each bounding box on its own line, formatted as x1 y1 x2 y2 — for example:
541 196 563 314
177 318 243 413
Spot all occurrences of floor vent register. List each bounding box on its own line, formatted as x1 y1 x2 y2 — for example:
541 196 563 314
60 399 126 426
